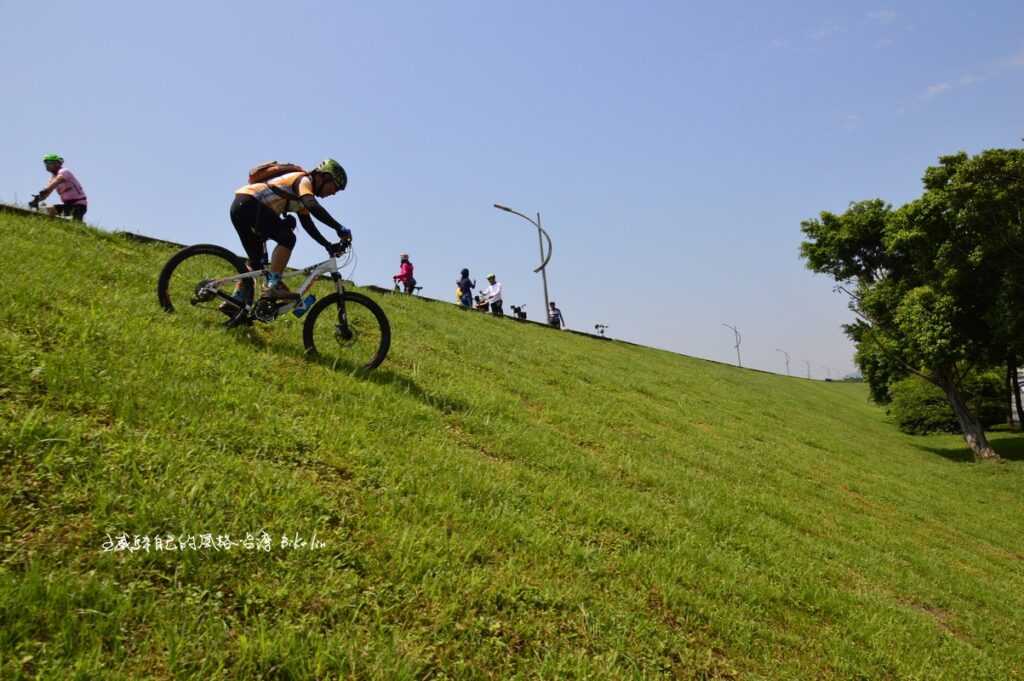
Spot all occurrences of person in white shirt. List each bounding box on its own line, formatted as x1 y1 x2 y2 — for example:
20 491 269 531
548 302 566 329
481 273 503 317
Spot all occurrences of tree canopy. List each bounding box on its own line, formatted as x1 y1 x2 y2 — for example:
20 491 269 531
800 149 1024 461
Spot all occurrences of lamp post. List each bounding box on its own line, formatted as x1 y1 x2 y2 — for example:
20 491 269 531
775 348 790 376
493 204 553 315
722 323 742 367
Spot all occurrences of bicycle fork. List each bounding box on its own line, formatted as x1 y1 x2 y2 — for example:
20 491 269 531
329 272 354 341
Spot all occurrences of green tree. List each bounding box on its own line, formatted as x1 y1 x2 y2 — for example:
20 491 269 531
800 149 1024 461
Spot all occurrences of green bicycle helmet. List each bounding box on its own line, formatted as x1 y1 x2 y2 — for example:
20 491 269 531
316 158 347 190
43 153 64 164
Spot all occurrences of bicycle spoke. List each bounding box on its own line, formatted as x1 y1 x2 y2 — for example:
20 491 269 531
157 245 252 327
303 292 390 370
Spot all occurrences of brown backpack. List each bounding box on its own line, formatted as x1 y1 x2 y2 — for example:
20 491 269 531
248 161 306 184
248 161 310 206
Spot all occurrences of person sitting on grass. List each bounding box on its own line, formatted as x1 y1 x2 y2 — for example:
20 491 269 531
28 154 88 221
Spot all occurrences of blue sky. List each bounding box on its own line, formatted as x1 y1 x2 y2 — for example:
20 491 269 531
3 1 1022 378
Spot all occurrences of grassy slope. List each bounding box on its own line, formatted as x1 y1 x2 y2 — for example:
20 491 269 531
1 212 1023 680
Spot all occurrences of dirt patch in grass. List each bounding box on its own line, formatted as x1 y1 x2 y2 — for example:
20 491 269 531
904 601 969 641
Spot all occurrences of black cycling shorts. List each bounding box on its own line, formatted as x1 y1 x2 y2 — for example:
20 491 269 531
230 194 296 266
56 203 87 221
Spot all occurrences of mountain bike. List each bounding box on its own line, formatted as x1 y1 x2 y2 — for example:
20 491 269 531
157 243 390 370
25 199 77 220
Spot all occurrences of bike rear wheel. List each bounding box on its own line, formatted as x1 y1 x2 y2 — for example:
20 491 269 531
156 244 254 326
302 292 391 370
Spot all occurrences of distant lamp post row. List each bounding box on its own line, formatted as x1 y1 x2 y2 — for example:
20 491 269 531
720 334 842 379
777 347 834 380
487 212 840 378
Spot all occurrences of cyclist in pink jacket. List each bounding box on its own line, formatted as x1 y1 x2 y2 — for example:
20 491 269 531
393 253 417 293
29 154 88 221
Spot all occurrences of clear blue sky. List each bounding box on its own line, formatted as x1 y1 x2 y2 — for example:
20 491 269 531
4 1 1022 378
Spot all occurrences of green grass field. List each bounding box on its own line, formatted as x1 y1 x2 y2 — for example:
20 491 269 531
2 211 1023 680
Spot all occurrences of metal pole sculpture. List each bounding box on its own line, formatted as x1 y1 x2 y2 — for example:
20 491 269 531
493 204 553 314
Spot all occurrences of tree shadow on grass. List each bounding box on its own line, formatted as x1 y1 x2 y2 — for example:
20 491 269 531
913 435 1024 463
231 326 470 416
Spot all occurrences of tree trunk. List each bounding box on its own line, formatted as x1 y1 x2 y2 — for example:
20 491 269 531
1007 360 1016 429
1012 355 1024 427
936 369 999 461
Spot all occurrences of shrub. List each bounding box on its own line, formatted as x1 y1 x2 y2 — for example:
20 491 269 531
889 371 1006 435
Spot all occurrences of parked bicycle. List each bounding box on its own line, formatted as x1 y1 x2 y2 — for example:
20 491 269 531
157 243 390 370
393 281 423 295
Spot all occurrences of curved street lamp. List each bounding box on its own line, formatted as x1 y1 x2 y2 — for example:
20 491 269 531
722 323 742 367
493 204 553 314
775 348 791 376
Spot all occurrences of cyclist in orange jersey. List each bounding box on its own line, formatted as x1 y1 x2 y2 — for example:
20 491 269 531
231 159 351 300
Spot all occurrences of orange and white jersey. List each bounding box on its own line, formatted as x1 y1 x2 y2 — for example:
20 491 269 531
235 172 314 215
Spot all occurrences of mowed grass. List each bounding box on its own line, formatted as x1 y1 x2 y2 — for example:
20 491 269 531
1 212 1023 680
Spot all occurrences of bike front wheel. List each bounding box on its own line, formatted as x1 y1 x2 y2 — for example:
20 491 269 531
156 244 254 326
303 292 391 371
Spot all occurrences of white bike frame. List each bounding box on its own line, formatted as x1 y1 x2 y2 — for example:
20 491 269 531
202 256 345 315
28 202 74 221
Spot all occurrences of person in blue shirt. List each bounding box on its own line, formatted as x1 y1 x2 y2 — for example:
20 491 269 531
456 268 475 308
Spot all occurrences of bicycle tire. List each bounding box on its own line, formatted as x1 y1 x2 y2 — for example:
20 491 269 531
156 244 253 325
302 291 391 370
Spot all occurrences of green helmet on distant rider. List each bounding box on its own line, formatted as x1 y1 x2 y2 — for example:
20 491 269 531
31 153 87 221
43 154 64 171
